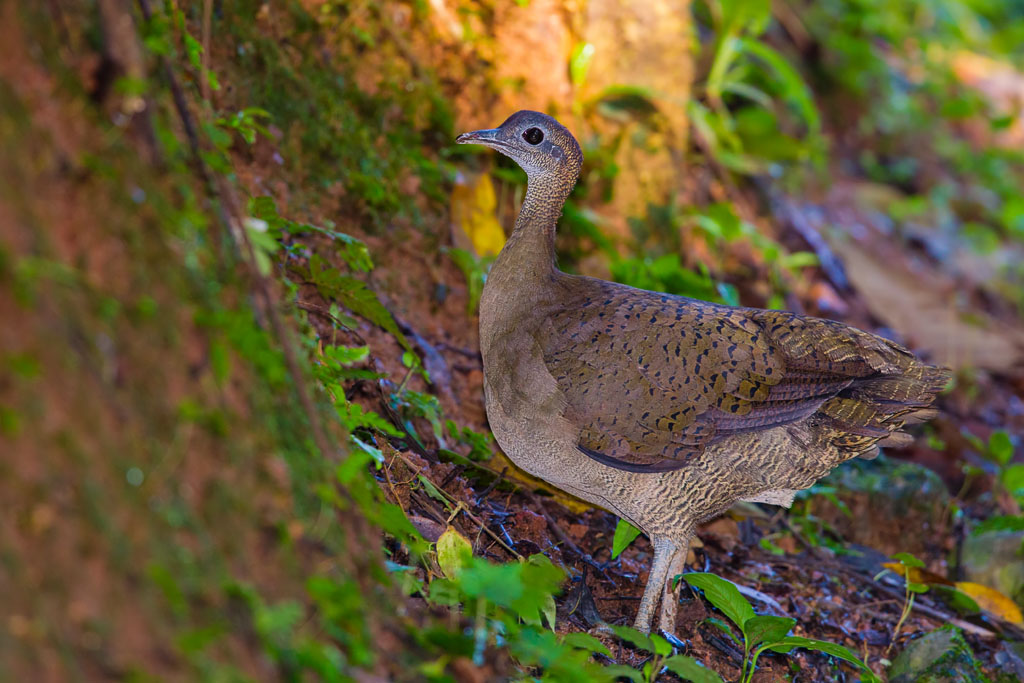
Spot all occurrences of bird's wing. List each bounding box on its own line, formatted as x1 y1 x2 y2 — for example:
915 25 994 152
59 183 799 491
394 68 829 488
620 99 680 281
540 282 949 472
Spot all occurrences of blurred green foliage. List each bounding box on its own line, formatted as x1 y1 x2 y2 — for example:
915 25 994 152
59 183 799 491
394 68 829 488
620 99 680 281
804 0 1024 266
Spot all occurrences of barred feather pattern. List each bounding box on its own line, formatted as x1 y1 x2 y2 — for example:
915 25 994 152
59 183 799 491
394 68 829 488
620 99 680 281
539 276 951 472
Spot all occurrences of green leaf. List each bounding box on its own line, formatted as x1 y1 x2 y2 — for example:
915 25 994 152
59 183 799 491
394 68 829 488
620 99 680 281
962 429 986 453
650 633 673 657
334 400 402 436
445 247 492 315
333 447 375 485
738 38 821 137
971 515 1024 536
610 624 655 655
417 475 451 508
570 42 596 87
250 197 373 272
705 616 740 645
562 632 612 658
758 536 786 556
322 345 369 366
661 654 725 683
601 664 644 682
683 573 756 630
513 555 566 626
780 251 819 270
426 577 461 606
305 255 413 354
1001 464 1024 497
990 431 1015 466
254 600 303 641
368 503 426 553
743 615 795 648
716 282 740 307
612 518 642 559
940 585 982 614
707 36 743 102
768 636 879 682
891 552 925 568
541 592 557 631
721 81 773 108
349 435 383 464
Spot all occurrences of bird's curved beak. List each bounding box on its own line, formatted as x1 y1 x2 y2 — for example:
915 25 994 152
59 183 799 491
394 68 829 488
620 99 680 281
455 128 502 147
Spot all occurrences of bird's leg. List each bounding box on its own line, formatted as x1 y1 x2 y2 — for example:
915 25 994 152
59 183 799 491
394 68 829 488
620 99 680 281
658 535 690 633
633 536 681 633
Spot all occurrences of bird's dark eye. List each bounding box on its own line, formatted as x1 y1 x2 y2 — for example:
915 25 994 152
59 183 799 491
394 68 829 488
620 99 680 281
522 127 544 145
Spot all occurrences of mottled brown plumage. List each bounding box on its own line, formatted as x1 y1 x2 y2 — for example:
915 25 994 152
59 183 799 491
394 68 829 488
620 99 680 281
457 111 950 634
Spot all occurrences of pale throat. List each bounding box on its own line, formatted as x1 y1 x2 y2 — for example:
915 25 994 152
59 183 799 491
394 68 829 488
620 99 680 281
497 171 574 274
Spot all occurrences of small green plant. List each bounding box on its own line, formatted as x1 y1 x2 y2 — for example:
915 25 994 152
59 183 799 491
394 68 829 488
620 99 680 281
874 552 929 658
227 580 362 675
959 428 1023 527
684 572 879 683
443 421 494 461
216 106 273 145
249 196 374 273
418 552 629 682
298 253 416 357
390 387 445 447
963 429 1021 502
690 0 823 174
610 253 738 306
609 625 723 683
760 484 853 556
609 200 816 310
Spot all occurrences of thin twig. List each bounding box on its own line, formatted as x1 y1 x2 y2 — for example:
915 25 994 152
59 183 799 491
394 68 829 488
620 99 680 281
475 466 507 501
393 450 522 560
436 341 482 361
295 300 369 346
527 491 609 576
381 451 408 516
831 563 997 639
762 554 998 639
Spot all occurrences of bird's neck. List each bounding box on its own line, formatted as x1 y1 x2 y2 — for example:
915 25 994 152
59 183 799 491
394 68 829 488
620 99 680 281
492 175 570 281
479 175 569 345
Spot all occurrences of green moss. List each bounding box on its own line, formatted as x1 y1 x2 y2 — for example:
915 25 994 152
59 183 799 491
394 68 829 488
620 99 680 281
209 0 453 224
889 625 991 683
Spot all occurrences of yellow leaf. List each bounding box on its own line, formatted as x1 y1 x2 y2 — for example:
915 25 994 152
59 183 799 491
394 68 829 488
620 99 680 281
450 171 506 256
436 526 473 579
881 562 951 586
486 452 593 514
955 581 1024 624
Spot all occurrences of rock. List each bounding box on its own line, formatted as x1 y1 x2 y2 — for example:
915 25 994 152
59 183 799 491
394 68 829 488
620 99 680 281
817 455 950 558
889 625 991 683
994 641 1024 681
960 530 1024 609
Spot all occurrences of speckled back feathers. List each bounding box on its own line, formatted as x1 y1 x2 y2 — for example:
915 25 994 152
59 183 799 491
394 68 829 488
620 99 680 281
541 275 950 472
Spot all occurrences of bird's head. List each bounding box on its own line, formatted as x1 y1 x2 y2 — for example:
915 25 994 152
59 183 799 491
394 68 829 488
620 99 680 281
456 110 583 189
